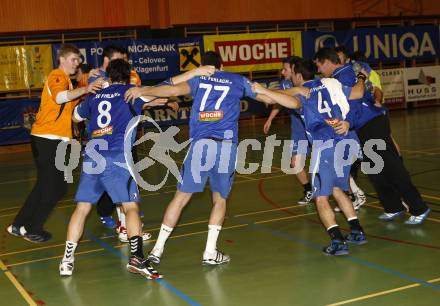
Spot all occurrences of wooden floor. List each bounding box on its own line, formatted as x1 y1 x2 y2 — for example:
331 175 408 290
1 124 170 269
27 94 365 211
0 107 440 306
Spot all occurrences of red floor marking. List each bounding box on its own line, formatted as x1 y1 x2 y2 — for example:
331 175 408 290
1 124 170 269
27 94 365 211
36 300 46 306
225 239 234 243
257 178 440 251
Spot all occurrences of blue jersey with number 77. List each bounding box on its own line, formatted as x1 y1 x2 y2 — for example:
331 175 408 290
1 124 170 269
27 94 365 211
187 71 256 143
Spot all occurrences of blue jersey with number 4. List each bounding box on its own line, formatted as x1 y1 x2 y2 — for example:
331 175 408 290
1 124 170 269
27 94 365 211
76 84 144 152
300 79 351 142
187 71 256 143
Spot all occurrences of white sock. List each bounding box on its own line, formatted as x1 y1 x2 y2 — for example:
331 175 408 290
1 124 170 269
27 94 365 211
153 224 173 251
349 176 363 194
116 206 126 227
62 241 77 263
205 225 222 254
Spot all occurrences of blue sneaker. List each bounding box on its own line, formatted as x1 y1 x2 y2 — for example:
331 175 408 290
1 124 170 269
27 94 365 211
404 208 431 225
378 211 404 221
345 230 368 245
322 239 349 256
100 216 116 229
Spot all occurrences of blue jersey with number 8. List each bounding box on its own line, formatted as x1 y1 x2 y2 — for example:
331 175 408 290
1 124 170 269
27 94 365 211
75 84 144 152
187 71 256 143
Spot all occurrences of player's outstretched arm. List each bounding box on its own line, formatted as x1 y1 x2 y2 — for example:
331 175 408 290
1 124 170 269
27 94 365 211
170 66 215 85
125 83 191 103
349 75 366 100
56 80 103 105
252 83 302 109
263 105 281 134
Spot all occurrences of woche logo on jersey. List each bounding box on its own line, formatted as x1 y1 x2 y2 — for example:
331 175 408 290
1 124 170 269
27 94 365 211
204 31 302 73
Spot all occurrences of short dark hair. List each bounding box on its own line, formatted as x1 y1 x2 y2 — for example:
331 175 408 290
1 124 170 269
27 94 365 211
334 45 349 58
202 51 222 69
58 44 80 59
103 45 125 60
79 63 92 74
106 59 130 84
314 47 341 65
350 51 367 62
282 56 302 68
293 59 317 81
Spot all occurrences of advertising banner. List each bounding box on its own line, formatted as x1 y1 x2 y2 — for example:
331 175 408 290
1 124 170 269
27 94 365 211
404 66 440 102
377 68 405 106
0 44 52 91
52 37 203 80
203 31 302 73
302 26 439 63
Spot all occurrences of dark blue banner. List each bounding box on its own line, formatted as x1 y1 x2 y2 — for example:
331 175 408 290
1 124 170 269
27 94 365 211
0 99 40 145
52 37 204 80
302 25 440 63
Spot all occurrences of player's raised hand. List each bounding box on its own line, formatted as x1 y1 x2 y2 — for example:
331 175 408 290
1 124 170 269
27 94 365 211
125 87 144 103
334 120 350 135
88 68 101 78
296 86 310 99
86 79 103 94
193 65 216 77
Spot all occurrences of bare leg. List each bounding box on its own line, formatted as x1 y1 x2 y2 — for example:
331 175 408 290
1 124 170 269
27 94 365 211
66 202 92 243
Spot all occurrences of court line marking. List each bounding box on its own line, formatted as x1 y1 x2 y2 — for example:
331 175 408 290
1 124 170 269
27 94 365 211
326 276 440 306
0 259 37 305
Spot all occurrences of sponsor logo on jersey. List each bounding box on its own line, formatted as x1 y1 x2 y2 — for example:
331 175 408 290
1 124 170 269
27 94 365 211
92 126 113 137
199 111 224 122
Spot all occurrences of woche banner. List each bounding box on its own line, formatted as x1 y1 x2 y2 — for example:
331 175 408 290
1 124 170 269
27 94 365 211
376 68 405 107
403 66 440 102
0 44 52 91
203 32 302 73
52 37 203 80
302 25 439 63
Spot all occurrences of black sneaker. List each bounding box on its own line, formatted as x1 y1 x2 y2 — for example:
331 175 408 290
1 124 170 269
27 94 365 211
23 231 52 243
126 256 163 279
6 225 27 237
298 191 313 205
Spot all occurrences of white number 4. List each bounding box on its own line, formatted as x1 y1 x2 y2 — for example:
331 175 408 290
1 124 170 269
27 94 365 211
317 91 332 117
199 84 230 111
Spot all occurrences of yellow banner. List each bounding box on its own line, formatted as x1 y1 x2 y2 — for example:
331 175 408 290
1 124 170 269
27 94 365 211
0 44 53 91
203 31 302 73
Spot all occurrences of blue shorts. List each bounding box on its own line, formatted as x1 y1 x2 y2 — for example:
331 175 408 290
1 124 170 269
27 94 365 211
310 144 351 198
75 152 140 204
178 139 237 199
291 114 310 156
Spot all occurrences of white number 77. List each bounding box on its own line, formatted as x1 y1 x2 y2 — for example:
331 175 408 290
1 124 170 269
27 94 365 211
199 84 230 111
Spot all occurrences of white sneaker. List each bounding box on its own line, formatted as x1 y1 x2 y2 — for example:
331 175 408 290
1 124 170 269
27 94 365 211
202 250 230 265
59 261 74 276
147 248 163 264
353 191 366 210
117 226 152 243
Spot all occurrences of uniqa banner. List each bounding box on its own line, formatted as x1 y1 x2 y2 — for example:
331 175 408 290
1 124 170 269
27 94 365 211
203 31 302 73
52 37 204 80
302 25 439 63
0 44 52 91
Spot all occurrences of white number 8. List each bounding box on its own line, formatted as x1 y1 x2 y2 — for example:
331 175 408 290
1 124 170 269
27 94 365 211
97 100 112 128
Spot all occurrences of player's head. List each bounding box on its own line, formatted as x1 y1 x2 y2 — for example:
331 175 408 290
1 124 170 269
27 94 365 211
349 51 367 63
281 56 302 80
58 44 81 75
202 51 223 70
102 45 125 69
334 45 350 64
292 59 317 86
119 46 130 62
106 59 131 84
313 47 341 77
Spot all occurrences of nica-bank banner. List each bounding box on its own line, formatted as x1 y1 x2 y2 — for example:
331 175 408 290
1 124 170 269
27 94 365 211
302 25 439 63
52 37 203 80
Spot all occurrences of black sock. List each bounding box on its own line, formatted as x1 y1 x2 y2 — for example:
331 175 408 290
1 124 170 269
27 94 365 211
303 183 312 193
348 218 364 232
129 236 144 258
327 226 344 241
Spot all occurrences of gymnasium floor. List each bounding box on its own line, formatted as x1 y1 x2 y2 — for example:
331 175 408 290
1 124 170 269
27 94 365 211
0 107 440 306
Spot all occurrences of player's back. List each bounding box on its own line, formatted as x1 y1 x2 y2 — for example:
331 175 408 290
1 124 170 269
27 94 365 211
302 78 347 142
187 70 256 142
79 84 143 152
